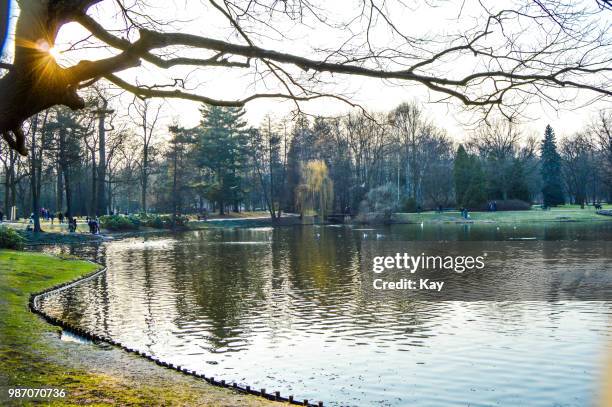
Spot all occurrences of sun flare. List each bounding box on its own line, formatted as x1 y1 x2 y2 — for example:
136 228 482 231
48 47 61 60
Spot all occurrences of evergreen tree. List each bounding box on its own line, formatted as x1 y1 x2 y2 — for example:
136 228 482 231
508 158 530 202
540 125 564 206
454 145 486 208
196 105 248 214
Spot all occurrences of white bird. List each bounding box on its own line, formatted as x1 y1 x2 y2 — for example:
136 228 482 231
363 233 368 238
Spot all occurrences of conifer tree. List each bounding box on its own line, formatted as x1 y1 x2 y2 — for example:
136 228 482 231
454 145 486 208
196 105 248 214
540 125 565 206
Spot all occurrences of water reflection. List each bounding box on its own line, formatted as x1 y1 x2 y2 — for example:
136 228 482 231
38 222 612 406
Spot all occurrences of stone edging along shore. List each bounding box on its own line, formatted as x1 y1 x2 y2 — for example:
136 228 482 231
28 259 324 407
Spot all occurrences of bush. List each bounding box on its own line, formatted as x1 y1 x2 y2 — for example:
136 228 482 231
356 183 399 223
99 215 140 231
0 226 25 250
474 199 531 211
144 214 190 228
101 213 189 230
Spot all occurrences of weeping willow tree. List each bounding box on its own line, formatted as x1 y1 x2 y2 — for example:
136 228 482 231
295 160 334 219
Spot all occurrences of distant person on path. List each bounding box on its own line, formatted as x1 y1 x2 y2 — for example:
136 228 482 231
49 212 55 225
69 218 77 233
58 212 64 224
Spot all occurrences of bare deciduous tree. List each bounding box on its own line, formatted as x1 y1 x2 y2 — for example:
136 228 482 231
132 98 161 212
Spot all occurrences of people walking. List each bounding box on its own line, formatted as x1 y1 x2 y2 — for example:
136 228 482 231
68 218 77 233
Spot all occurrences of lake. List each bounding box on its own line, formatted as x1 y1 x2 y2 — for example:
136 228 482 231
39 222 612 406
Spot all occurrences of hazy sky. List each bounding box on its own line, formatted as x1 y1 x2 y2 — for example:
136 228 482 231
7 0 612 140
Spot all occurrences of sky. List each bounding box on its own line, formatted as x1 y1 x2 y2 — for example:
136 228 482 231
5 0 611 141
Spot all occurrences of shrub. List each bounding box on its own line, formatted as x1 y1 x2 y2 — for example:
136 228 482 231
100 213 189 230
356 183 399 223
0 226 25 250
99 215 139 231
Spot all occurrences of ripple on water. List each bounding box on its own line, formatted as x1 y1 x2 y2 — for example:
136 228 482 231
38 225 612 406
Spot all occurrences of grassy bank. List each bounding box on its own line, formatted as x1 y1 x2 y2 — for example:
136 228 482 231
0 250 283 406
392 205 612 224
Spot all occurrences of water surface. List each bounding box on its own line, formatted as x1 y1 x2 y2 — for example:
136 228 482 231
40 222 612 406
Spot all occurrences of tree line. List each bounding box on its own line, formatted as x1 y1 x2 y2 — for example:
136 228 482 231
0 97 610 228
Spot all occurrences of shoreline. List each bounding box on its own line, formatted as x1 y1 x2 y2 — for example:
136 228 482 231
10 207 611 247
0 249 292 406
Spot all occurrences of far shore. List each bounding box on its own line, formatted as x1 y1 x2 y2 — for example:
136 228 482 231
2 205 611 246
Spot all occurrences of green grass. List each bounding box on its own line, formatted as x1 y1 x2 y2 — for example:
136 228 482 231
393 205 612 224
0 250 282 406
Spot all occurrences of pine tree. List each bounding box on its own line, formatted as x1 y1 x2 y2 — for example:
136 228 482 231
540 125 564 206
196 105 248 214
454 145 486 208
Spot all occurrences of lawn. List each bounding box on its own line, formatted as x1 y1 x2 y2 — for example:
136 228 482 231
0 250 283 406
393 204 612 224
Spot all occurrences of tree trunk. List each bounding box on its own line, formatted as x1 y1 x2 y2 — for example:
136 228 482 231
56 163 63 213
3 165 9 217
141 171 147 213
64 169 73 220
90 150 97 216
9 161 16 216
58 128 73 221
96 101 111 215
3 148 14 217
171 145 178 228
29 114 42 232
106 176 112 214
140 147 148 213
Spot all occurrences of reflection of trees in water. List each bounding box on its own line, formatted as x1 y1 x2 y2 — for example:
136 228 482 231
173 229 272 350
139 244 159 352
135 227 436 346
38 225 612 356
44 243 109 332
